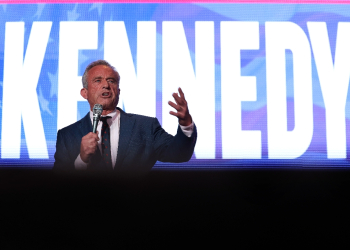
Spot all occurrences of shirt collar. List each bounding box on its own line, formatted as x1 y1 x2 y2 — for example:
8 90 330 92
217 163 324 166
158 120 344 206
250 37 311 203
89 108 120 123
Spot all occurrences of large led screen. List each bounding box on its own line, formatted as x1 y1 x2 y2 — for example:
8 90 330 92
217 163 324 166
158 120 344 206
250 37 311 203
1 0 350 168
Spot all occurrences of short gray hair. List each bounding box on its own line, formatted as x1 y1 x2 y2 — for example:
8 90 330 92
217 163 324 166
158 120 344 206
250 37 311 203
82 60 120 89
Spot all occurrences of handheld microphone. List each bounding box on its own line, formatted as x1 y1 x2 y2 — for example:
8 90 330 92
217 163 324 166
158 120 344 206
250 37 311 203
92 104 103 133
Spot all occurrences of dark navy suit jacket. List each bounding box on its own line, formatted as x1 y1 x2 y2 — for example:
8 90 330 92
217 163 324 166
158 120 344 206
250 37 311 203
53 108 197 172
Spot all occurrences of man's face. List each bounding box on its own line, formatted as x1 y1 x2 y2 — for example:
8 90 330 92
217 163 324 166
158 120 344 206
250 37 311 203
81 65 120 115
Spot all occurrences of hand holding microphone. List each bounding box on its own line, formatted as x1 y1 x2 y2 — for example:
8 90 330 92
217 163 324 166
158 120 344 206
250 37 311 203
92 104 103 133
80 104 102 163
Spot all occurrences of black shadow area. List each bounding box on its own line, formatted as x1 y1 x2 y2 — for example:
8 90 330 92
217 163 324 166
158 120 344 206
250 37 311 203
0 168 349 248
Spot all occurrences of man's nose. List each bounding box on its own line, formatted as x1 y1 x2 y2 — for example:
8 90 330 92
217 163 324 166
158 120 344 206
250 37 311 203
102 79 110 88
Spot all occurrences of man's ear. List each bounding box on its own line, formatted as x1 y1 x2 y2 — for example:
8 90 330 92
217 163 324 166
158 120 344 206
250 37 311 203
80 88 88 99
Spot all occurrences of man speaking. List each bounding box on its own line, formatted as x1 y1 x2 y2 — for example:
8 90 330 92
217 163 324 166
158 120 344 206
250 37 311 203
53 60 197 171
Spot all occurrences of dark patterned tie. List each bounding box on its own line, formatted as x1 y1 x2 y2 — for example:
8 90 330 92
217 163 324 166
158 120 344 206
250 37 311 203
100 116 112 168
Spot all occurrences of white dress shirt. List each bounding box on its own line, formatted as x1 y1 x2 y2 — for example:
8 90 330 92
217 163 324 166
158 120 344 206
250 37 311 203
75 109 194 170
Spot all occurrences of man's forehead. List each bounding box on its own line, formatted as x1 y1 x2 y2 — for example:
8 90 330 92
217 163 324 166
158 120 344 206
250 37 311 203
89 65 118 78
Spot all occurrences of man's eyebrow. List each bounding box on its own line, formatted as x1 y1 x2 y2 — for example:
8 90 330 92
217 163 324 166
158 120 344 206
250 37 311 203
92 76 102 80
106 77 116 80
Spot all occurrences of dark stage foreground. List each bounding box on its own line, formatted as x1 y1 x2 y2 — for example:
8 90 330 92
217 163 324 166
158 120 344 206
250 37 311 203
0 168 350 248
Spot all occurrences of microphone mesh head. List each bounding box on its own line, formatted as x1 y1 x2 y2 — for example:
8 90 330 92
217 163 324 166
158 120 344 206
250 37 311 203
93 104 103 117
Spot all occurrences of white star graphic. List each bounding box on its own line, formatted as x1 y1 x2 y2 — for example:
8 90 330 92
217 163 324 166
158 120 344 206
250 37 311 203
48 71 58 98
98 42 104 52
67 4 80 21
79 50 90 70
34 4 45 19
38 87 53 116
89 3 103 17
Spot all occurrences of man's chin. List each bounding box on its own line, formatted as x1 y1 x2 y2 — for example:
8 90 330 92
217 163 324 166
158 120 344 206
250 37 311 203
101 102 117 111
92 98 117 110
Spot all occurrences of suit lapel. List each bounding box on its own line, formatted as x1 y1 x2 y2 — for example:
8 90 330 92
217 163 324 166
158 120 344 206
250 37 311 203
115 108 135 170
78 112 93 137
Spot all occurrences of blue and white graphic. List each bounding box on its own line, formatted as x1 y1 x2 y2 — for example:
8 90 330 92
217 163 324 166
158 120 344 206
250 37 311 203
1 3 350 168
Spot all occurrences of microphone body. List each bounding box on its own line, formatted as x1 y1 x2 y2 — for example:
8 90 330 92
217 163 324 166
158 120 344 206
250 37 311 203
92 104 103 133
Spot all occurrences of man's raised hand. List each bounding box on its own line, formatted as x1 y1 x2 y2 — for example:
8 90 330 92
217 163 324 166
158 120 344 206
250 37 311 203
168 87 192 126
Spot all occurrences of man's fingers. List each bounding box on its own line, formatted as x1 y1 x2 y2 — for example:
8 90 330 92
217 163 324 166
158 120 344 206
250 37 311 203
169 110 186 119
178 87 185 99
80 130 103 163
95 131 100 141
87 132 99 141
168 88 192 126
172 92 182 104
168 101 181 111
169 111 180 118
82 133 99 153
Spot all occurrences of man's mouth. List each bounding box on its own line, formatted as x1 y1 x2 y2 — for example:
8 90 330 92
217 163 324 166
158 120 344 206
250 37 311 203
102 92 110 97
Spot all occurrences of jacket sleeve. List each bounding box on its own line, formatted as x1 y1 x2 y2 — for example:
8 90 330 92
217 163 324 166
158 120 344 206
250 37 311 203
53 129 76 170
153 118 197 163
